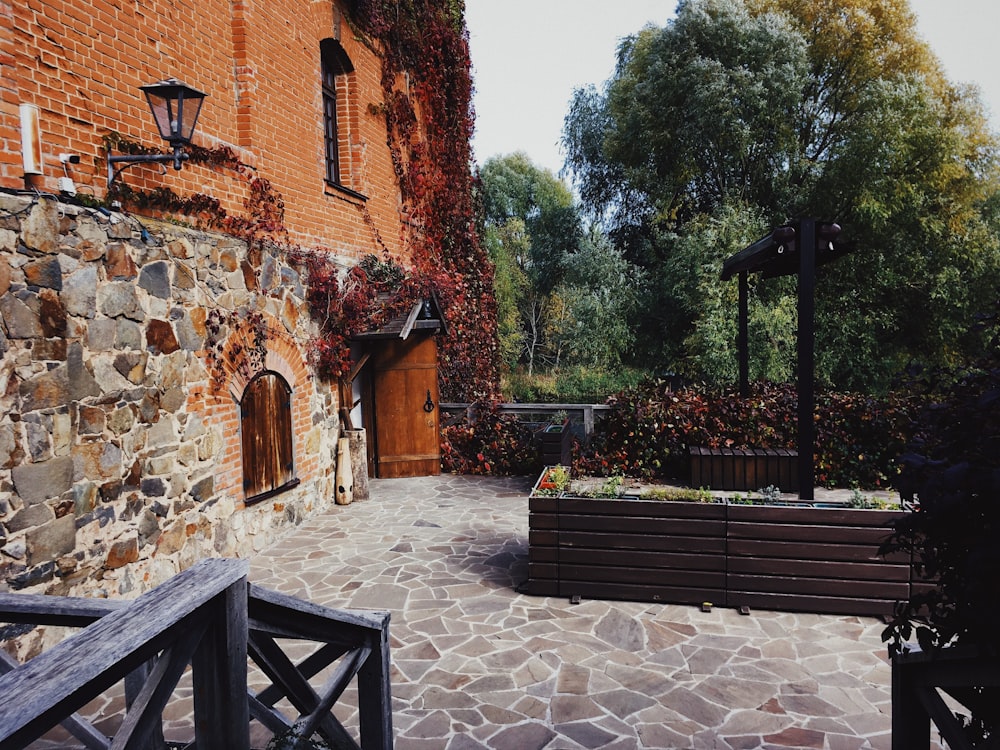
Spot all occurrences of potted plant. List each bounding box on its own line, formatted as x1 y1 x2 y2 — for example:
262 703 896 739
533 464 571 495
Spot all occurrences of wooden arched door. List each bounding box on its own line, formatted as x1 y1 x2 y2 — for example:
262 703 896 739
366 335 440 478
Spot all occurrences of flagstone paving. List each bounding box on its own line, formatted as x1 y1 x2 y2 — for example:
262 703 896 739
26 474 921 749
245 474 905 750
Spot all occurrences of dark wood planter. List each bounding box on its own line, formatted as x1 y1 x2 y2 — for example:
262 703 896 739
538 420 572 466
689 446 799 491
525 494 915 617
527 496 727 605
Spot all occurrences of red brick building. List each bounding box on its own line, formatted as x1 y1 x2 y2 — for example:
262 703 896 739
0 0 465 596
2 0 409 258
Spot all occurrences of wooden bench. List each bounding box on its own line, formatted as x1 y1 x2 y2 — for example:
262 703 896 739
689 446 799 492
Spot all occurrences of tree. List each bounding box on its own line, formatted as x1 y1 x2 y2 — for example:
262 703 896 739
480 152 581 293
480 154 649 376
480 153 581 374
548 230 646 369
563 0 1000 392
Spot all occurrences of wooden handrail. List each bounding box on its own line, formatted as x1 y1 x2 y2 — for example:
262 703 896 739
0 561 394 750
0 557 249 750
440 402 611 435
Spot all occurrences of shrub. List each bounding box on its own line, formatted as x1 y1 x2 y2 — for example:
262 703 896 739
881 309 1000 653
503 366 647 404
878 310 1000 746
573 380 916 488
440 402 542 476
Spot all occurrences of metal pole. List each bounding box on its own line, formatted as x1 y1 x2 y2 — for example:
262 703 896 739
797 218 815 501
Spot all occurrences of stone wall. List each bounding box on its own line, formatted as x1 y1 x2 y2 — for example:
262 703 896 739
0 192 343 602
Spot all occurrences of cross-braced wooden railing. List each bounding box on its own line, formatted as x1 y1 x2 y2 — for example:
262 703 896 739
892 646 1000 750
0 558 392 750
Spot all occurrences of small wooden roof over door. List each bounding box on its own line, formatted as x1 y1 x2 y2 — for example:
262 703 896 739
352 292 448 341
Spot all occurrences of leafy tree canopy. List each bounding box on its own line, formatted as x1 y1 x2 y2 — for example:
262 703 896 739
480 152 582 292
479 153 645 375
563 0 1000 392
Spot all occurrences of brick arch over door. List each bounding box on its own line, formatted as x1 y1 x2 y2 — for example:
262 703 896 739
193 315 324 507
240 370 298 503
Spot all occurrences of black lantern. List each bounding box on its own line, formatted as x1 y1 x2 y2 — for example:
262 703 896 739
107 78 207 189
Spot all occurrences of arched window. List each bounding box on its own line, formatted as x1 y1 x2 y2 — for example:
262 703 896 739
321 38 354 187
241 371 298 503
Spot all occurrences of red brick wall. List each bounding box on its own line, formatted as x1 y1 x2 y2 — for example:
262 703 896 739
1 0 406 262
190 312 331 505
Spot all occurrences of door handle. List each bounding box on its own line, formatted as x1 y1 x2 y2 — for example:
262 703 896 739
423 390 435 413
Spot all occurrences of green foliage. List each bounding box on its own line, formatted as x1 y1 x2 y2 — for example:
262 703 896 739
562 0 1000 393
590 475 625 498
881 309 1000 653
846 489 894 510
548 231 645 369
573 380 916 488
480 154 645 375
503 366 647 404
639 486 717 503
878 310 1000 744
757 485 782 504
545 465 571 491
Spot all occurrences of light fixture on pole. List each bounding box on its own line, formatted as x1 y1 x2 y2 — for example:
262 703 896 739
106 78 207 189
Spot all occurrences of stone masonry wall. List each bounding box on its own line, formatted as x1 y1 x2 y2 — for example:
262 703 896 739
0 192 343 606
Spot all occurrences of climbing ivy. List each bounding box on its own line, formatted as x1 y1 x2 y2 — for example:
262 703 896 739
353 0 500 401
102 0 500 401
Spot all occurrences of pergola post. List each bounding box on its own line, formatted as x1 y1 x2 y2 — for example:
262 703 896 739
722 218 846 503
797 218 816 501
739 271 749 398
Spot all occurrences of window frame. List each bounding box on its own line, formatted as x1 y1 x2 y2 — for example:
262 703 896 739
240 370 299 505
321 38 355 190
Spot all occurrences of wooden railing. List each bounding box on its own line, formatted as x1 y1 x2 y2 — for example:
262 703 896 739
440 402 611 436
892 646 1000 750
0 558 392 750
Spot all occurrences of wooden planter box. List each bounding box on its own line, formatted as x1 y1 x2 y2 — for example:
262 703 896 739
689 446 799 491
538 420 572 466
527 496 727 605
525 493 916 617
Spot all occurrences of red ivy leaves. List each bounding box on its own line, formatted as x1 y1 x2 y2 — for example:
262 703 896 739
574 381 918 489
356 0 500 402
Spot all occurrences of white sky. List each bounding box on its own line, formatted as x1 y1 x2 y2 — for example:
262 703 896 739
465 0 1000 177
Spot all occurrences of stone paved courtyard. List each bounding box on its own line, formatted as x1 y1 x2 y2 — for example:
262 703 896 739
24 473 914 749
245 474 899 750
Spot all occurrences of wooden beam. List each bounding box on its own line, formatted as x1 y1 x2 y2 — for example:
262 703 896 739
247 632 356 749
0 651 110 750
399 301 422 340
0 558 248 750
357 616 393 750
255 642 349 708
347 352 371 383
797 218 816 501
0 594 124 627
290 644 372 743
123 660 166 750
247 692 292 736
191 575 250 750
112 634 206 750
